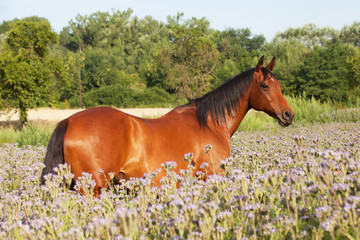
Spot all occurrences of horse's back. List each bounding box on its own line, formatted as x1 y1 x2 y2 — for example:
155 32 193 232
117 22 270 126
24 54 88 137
64 107 134 148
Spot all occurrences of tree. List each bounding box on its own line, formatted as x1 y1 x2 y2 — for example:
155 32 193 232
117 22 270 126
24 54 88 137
211 28 265 85
147 14 220 100
59 9 166 106
274 23 338 48
57 50 85 103
263 39 308 95
212 28 265 61
59 15 91 108
0 18 58 126
347 47 360 85
295 44 355 102
339 22 360 47
346 46 360 103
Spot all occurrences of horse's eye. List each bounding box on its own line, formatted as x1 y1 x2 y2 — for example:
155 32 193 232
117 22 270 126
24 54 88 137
260 83 269 89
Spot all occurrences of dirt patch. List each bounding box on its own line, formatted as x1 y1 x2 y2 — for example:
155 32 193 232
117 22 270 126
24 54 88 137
0 108 172 122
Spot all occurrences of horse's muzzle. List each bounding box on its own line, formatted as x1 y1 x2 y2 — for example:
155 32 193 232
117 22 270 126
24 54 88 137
278 109 294 127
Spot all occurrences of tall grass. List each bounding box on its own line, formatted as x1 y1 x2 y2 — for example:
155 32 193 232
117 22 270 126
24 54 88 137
0 121 55 146
238 95 359 131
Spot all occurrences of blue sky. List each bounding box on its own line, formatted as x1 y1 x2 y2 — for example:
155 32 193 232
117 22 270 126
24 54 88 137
1 0 359 41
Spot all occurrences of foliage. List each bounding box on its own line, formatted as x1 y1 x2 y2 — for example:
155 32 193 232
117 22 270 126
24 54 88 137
263 39 308 95
273 23 338 48
212 28 265 71
346 46 360 104
146 14 221 100
209 28 266 89
338 22 360 47
295 44 355 103
267 23 360 99
1 122 360 239
55 49 85 103
0 18 58 126
1 14 360 110
0 20 12 35
69 85 181 108
58 9 170 103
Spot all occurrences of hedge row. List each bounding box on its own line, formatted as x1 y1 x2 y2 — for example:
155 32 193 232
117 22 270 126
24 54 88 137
69 85 184 108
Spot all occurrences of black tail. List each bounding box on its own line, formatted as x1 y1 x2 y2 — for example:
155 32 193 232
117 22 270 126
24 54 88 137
40 118 69 184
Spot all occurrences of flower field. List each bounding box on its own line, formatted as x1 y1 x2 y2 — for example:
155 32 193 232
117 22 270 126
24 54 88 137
0 122 360 239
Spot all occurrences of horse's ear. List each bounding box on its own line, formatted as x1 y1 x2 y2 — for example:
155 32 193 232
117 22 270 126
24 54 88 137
266 57 276 71
255 56 264 72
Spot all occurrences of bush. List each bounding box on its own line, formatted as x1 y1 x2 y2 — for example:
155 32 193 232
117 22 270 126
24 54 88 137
69 85 183 108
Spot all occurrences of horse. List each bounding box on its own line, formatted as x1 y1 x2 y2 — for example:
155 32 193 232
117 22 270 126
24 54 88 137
41 56 294 196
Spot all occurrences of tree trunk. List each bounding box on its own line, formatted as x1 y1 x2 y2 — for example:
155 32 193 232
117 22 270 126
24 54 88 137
78 66 82 108
18 100 28 129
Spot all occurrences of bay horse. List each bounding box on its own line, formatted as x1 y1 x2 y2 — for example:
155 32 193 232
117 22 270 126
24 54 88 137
41 56 294 196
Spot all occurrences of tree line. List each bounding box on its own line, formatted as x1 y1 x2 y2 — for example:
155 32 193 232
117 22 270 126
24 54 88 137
1 9 360 125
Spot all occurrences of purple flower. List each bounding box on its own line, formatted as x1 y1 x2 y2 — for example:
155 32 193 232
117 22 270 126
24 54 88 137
200 162 209 169
315 205 332 218
161 161 177 171
204 144 212 154
184 153 194 162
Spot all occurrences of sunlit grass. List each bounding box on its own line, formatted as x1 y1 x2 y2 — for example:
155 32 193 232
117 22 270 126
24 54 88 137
0 121 56 146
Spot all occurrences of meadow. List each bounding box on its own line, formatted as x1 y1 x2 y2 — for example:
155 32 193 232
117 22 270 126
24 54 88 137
1 96 360 239
0 119 360 239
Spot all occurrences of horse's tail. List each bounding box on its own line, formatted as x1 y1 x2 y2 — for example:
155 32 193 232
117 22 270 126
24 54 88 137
40 118 69 184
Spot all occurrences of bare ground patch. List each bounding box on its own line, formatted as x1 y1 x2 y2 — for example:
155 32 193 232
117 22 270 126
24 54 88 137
0 108 172 122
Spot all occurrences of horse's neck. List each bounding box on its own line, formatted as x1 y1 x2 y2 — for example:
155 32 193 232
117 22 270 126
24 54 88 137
172 94 250 136
225 94 250 137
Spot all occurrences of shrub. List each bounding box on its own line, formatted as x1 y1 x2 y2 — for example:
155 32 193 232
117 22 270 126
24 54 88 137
69 85 182 108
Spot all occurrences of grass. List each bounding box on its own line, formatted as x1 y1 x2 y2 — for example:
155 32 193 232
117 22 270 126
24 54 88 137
236 95 360 132
0 121 56 147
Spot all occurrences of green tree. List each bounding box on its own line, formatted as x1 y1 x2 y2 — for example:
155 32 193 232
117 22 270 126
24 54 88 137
56 50 85 104
212 28 265 62
147 14 220 100
274 23 338 48
263 39 308 95
346 46 360 103
295 44 355 102
347 47 360 85
59 9 167 104
338 22 360 47
0 18 58 126
211 28 265 85
59 14 92 108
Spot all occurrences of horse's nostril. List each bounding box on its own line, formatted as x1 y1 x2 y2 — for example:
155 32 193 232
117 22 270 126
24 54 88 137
283 110 291 120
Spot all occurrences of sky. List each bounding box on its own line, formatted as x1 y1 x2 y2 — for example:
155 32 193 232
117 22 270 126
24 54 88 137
1 0 359 41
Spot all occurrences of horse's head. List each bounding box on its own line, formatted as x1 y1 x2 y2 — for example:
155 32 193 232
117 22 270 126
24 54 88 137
249 56 294 127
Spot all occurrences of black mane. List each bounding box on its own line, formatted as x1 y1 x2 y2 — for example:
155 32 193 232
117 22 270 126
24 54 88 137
188 67 273 127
